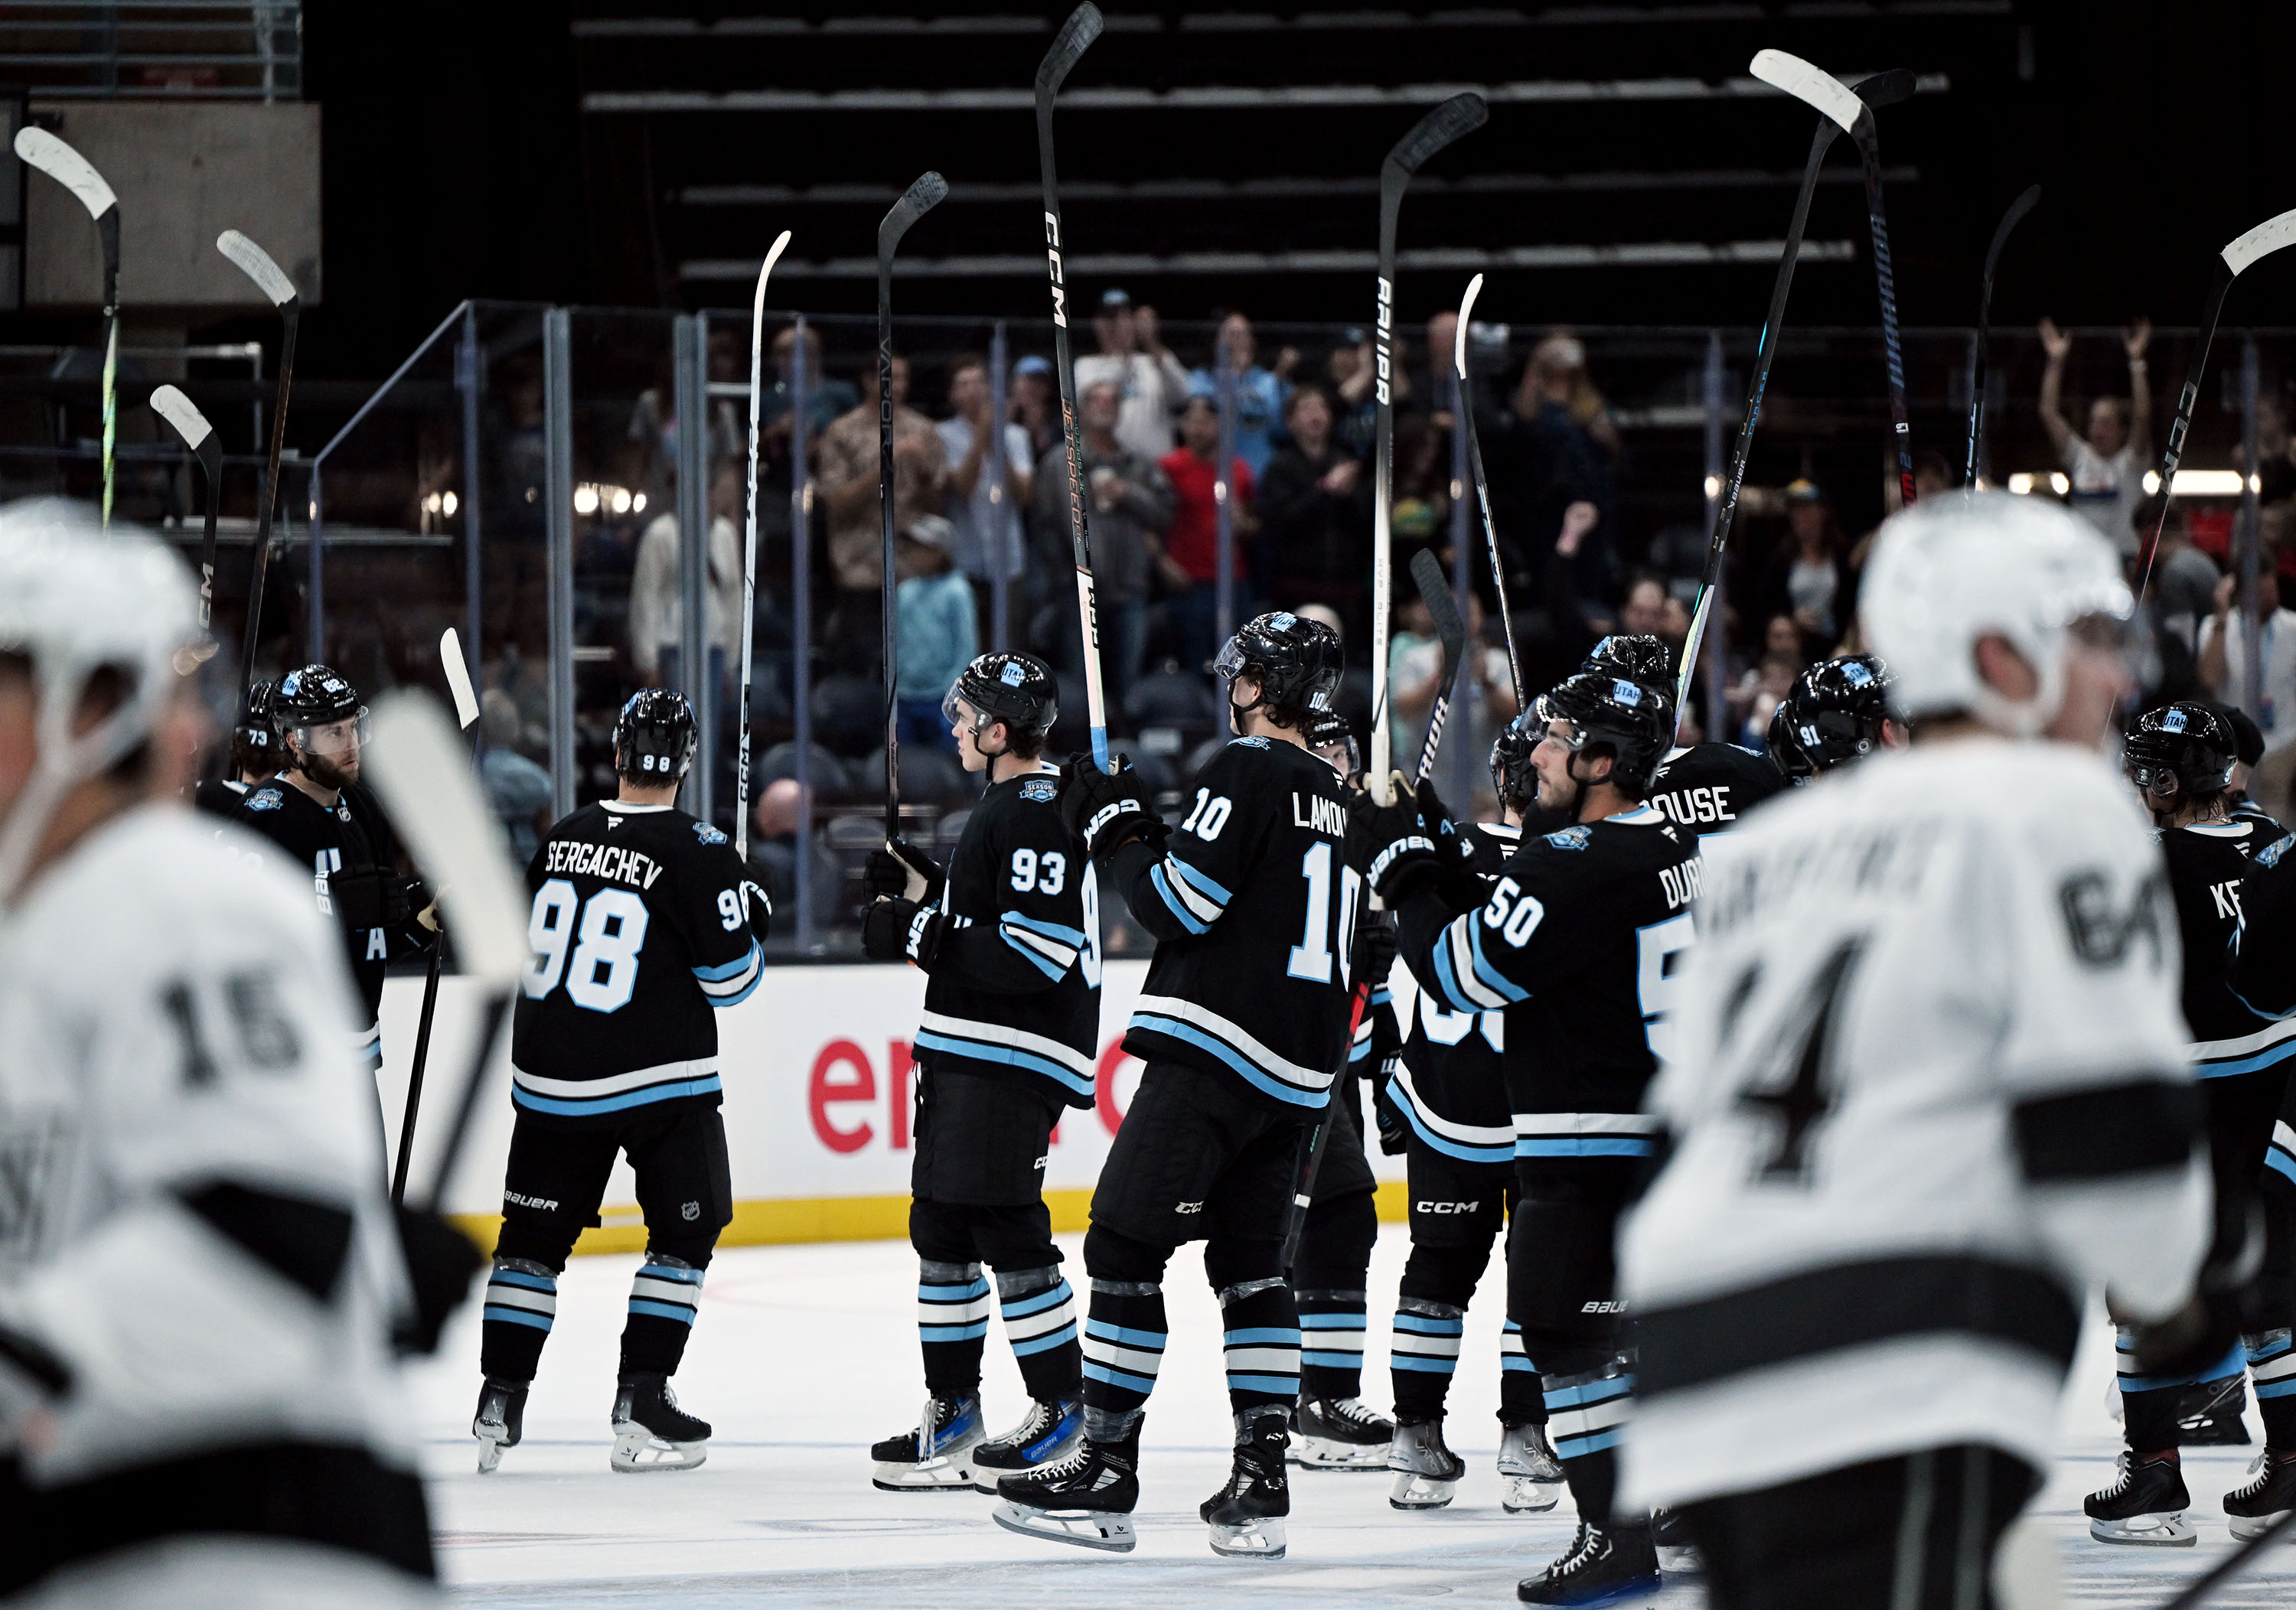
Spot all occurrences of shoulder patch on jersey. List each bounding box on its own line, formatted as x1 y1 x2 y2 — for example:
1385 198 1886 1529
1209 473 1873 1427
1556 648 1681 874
1231 735 1270 750
693 821 728 846
245 787 283 812
1019 777 1058 802
1544 825 1590 850
2258 834 2293 869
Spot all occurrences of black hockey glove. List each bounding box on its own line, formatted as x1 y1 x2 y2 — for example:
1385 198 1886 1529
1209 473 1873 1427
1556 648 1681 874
1411 778 1486 912
1057 754 1165 859
1373 1054 1408 1155
863 897 944 968
1358 908 1400 995
392 1206 483 1357
865 836 944 905
1349 773 1442 904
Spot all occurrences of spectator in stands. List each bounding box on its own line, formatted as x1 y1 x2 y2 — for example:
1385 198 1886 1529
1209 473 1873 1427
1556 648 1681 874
893 514 977 750
1389 409 1452 559
1259 385 1372 631
748 777 837 922
479 689 554 865
1009 354 1061 461
762 324 859 442
2199 560 2296 756
1510 330 1621 602
815 354 948 662
1159 391 1257 673
2148 499 2225 651
1032 377 1172 722
1761 478 1852 657
1190 311 1297 476
939 351 1034 642
1323 328 1379 461
1412 309 1462 431
631 458 743 693
2040 315 2152 555
1619 571 1671 643
1727 614 1809 738
1074 288 1192 461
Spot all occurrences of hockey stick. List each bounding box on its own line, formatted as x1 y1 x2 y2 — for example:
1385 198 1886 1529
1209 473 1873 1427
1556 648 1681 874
1674 64 1914 716
1964 185 2041 490
1410 546 1470 784
364 691 531 1216
2131 205 2296 611
216 230 301 699
1281 975 1375 1274
390 629 482 1206
1035 2 1113 771
877 174 947 836
149 386 221 635
1453 275 1521 712
14 129 119 528
1370 93 1487 807
736 230 794 862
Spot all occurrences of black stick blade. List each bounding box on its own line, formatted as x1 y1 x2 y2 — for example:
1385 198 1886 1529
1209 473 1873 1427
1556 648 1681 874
879 171 949 257
1985 185 2042 280
1411 547 1468 674
1852 68 1917 109
1037 3 1103 98
1384 93 1488 184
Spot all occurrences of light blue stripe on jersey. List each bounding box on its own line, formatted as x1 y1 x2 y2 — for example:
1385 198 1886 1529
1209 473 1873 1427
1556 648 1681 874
1127 1013 1331 1109
693 939 763 1006
1149 864 1212 934
2271 1149 2296 1185
2193 1038 2296 1078
512 1074 722 1116
1393 1083 1515 1165
1000 929 1069 982
1166 855 1232 907
911 1030 1097 1097
1002 911 1088 947
1466 920 1531 1004
628 1299 697 1325
694 944 761 981
484 1306 553 1330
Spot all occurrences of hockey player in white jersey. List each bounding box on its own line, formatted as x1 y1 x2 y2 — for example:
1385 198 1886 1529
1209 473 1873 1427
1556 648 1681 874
1621 494 2216 1609
0 500 469 1608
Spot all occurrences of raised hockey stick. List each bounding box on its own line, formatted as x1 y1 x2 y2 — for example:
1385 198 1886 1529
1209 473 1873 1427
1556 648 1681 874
1674 64 1914 716
877 174 947 836
1964 185 2041 489
1453 275 1521 711
2131 205 2296 611
1370 93 1487 807
15 129 119 528
216 229 301 699
1410 546 1469 784
1035 2 1113 771
149 386 221 635
736 230 794 862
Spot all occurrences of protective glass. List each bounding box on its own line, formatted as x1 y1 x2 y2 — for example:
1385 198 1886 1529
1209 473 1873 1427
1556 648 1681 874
291 705 370 755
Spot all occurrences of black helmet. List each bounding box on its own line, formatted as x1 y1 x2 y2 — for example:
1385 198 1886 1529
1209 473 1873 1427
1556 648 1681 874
614 688 698 783
1540 671 1671 797
1771 655 1893 781
2205 700 2265 771
2125 702 2237 800
1489 712 1538 808
1308 709 1360 776
229 678 281 772
944 651 1058 750
1581 634 1672 694
274 663 366 760
1213 611 1343 723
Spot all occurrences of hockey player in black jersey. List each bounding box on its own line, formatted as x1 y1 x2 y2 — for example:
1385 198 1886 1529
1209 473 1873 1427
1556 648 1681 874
860 653 1099 1494
2087 700 2296 1543
191 678 279 817
1766 653 1904 783
472 690 769 1476
996 612 1358 1559
227 664 434 1070
1380 717 1564 1516
1580 634 1786 836
1355 670 1698 1604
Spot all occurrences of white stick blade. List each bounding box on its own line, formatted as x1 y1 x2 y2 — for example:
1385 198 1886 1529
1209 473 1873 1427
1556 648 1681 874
148 385 213 450
753 229 792 319
439 628 481 730
1750 49 1864 134
365 692 530 985
13 126 116 220
1456 274 1483 376
2223 206 2296 278
216 228 298 306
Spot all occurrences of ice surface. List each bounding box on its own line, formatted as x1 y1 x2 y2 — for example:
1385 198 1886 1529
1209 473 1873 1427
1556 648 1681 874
412 1227 2294 1607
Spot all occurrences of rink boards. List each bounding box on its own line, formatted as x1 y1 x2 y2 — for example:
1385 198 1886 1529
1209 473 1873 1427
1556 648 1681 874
378 960 1411 1254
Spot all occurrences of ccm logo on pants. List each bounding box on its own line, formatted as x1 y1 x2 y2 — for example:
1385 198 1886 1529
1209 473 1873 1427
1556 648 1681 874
1417 1201 1480 1215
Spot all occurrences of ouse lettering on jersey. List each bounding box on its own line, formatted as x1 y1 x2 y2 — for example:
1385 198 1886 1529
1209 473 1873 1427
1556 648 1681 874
1644 743 1786 839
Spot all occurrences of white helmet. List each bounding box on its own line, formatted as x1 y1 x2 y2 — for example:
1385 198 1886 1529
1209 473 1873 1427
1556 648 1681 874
1860 491 2131 738
0 498 201 903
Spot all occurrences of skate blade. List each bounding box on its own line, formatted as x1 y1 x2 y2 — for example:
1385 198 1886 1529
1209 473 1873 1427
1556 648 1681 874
2087 1511 2196 1546
1500 1474 1562 1514
2227 1510 2294 1543
1208 1516 1287 1559
611 1427 707 1472
475 1435 507 1476
1656 1544 1701 1573
1519 1571 1660 1607
1296 1434 1391 1471
1388 1470 1459 1509
992 1499 1137 1553
871 1455 980 1492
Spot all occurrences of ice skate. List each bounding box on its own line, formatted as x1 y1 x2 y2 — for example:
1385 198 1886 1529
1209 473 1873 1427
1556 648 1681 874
472 1377 527 1475
869 1393 983 1492
2224 1448 2296 1542
1291 1395 1393 1470
1202 1410 1290 1558
970 1396 1081 1492
2174 1374 2252 1445
2085 1450 2196 1545
1388 1415 1464 1509
610 1371 709 1473
1497 1420 1564 1514
993 1418 1140 1553
1516 1520 1661 1606
1651 1507 1698 1574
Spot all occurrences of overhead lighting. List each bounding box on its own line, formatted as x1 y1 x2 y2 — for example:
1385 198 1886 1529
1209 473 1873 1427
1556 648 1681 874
2007 473 2037 494
573 484 599 515
2050 472 2070 495
1703 474 1721 500
633 492 648 513
442 490 458 517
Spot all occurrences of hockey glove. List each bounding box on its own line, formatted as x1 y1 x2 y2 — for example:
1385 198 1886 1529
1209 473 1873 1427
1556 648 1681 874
392 1206 483 1357
1373 1054 1408 1155
862 897 944 968
1411 778 1487 912
1358 908 1400 996
1057 754 1165 859
1349 774 1442 904
865 836 944 905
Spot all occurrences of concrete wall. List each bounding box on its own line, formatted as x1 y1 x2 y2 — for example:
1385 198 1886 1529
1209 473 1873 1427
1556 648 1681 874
25 100 320 309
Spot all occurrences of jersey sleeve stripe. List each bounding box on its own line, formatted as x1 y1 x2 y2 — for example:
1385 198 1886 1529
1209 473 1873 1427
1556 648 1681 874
1164 854 1234 906
1149 864 1215 934
693 940 763 1006
1432 916 1512 1012
998 928 1071 983
1464 920 1531 1005
694 945 762 982
1000 911 1088 948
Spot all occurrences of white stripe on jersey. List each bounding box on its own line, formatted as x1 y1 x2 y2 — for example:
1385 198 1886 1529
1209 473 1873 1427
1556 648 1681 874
512 1056 716 1098
915 1011 1096 1080
1390 1064 1515 1149
2189 1015 2296 1062
1130 992 1332 1097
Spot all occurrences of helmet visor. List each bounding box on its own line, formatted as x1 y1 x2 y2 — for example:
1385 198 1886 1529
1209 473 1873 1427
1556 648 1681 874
941 684 982 732
290 705 369 756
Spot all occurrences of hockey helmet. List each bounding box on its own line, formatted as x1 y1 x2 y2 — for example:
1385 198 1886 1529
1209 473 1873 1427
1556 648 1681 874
1489 711 1540 809
1860 492 2131 738
1212 611 1343 722
1581 633 1673 696
2124 702 2237 800
228 678 282 773
275 663 367 754
1770 654 1894 781
944 651 1058 750
1538 670 1672 797
614 688 697 783
1308 709 1361 776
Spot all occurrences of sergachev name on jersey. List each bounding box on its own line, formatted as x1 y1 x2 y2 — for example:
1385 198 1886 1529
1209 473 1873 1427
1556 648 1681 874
543 836 667 890
1652 785 1736 828
1290 792 1347 836
1700 817 1943 935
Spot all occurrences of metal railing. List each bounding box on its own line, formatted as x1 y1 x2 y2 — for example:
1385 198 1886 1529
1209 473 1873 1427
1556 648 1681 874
0 2 301 101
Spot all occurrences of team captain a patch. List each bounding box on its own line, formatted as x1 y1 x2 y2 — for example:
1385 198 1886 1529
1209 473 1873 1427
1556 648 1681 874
1020 777 1057 802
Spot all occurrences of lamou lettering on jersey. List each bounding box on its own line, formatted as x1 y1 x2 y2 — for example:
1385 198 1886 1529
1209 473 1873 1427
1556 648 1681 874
545 837 667 890
1292 792 1349 836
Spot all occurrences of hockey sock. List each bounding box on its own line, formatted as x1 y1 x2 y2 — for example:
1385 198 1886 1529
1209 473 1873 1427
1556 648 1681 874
996 1264 1081 1400
478 1256 557 1382
1542 1351 1633 1527
1500 1319 1545 1425
2249 1330 2296 1446
2116 1325 2243 1452
1219 1276 1302 1420
1081 1278 1166 1438
1390 1296 1464 1420
619 1254 706 1377
917 1259 991 1398
1296 1289 1368 1400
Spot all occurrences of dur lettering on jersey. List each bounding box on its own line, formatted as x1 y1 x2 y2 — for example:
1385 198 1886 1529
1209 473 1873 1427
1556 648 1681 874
1658 860 1704 913
546 837 667 891
1290 792 1348 837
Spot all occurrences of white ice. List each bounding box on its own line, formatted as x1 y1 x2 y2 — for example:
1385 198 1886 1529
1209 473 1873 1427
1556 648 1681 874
411 1226 2294 1608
